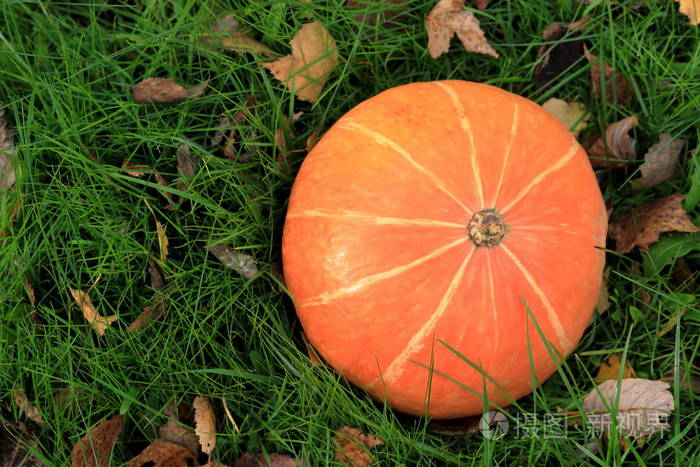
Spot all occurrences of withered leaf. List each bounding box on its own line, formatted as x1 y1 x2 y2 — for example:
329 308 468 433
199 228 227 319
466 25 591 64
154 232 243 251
0 109 16 190
12 386 43 425
609 193 700 253
1 420 43 467
542 98 589 137
71 415 123 467
305 129 321 153
587 116 638 168
68 287 118 336
676 0 700 25
126 439 195 467
207 15 275 57
158 404 199 454
586 51 633 105
128 258 165 332
208 243 258 279
121 161 153 177
132 78 207 104
333 426 383 467
583 378 674 439
474 0 489 9
261 22 338 102
595 354 636 384
234 453 299 467
535 22 585 89
193 396 216 455
427 414 482 436
156 221 169 264
426 0 498 59
633 134 685 189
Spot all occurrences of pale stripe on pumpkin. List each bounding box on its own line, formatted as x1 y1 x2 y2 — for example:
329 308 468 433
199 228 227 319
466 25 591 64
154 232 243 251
336 119 473 215
492 99 521 208
301 237 468 307
500 244 571 351
287 209 465 228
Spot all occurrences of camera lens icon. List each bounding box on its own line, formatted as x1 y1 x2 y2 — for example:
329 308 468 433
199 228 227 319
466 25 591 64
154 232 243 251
479 411 509 439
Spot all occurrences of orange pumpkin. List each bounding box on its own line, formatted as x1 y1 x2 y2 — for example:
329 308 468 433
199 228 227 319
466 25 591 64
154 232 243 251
282 80 606 419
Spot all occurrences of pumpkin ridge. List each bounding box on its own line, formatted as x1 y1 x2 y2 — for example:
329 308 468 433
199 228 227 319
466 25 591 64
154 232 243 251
433 82 484 208
378 245 477 384
491 99 521 208
287 209 465 228
301 237 468 307
501 139 580 214
500 244 571 350
336 118 473 215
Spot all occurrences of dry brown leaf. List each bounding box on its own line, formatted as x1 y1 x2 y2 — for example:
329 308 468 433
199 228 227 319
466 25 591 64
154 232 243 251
121 161 153 177
0 109 16 190
193 396 216 455
587 116 638 168
427 414 482 436
12 386 43 425
542 98 589 137
126 439 195 467
261 22 338 102
305 129 321 153
208 243 258 279
595 354 636 384
300 331 324 367
473 0 489 9
24 277 37 307
156 221 169 264
71 415 123 467
68 287 118 336
676 0 700 25
608 193 700 253
1 420 43 467
202 461 231 467
176 142 198 178
158 404 199 454
234 453 299 467
207 15 275 57
535 22 585 88
333 426 383 467
633 134 685 189
426 0 498 59
128 258 165 332
583 378 674 439
586 51 633 105
132 78 207 104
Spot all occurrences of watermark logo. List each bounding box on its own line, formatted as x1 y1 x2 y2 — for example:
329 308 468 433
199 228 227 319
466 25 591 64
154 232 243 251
479 410 509 439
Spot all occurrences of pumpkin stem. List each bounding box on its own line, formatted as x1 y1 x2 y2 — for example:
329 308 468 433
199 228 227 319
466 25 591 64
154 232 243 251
468 209 507 247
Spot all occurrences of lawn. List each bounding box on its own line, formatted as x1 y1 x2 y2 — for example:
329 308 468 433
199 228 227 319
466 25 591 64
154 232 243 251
1 0 699 465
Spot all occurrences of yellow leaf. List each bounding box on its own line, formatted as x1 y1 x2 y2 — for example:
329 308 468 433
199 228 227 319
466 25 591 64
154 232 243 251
68 287 118 336
595 354 636 384
677 0 700 25
541 98 589 137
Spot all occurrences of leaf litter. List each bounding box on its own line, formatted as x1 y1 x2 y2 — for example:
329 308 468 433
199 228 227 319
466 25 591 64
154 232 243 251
587 115 638 168
633 134 685 189
12 386 43 425
68 287 118 336
209 243 258 279
126 439 195 467
132 78 207 104
333 426 383 467
71 415 123 467
206 15 275 57
585 50 633 105
535 20 586 89
193 396 216 455
426 0 498 59
542 98 589 137
595 354 636 384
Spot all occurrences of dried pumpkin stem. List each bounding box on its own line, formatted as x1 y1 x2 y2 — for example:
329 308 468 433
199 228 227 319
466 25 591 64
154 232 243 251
468 209 507 247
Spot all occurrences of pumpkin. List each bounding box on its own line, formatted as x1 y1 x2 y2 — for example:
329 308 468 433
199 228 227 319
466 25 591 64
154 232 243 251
282 80 607 419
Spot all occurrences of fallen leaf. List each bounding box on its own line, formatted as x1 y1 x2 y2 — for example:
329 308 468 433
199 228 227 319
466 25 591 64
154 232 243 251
1 420 43 467
154 173 176 210
535 22 585 89
427 414 482 436
608 193 700 253
0 109 16 190
261 22 339 102
202 461 231 467
234 453 299 467
193 396 216 455
12 386 43 425
121 161 153 177
426 0 498 59
474 0 489 9
132 78 207 104
208 243 258 279
156 221 169 264
333 426 383 467
68 287 118 336
676 0 700 25
305 130 321 153
586 50 633 105
126 439 195 467
587 116 638 168
275 127 288 164
633 134 685 189
300 331 324 367
158 403 199 454
583 378 674 439
128 258 166 332
595 354 636 384
542 98 589 137
207 15 275 57
71 415 123 467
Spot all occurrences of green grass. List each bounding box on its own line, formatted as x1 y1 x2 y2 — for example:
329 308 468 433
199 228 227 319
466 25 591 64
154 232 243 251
1 0 699 465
